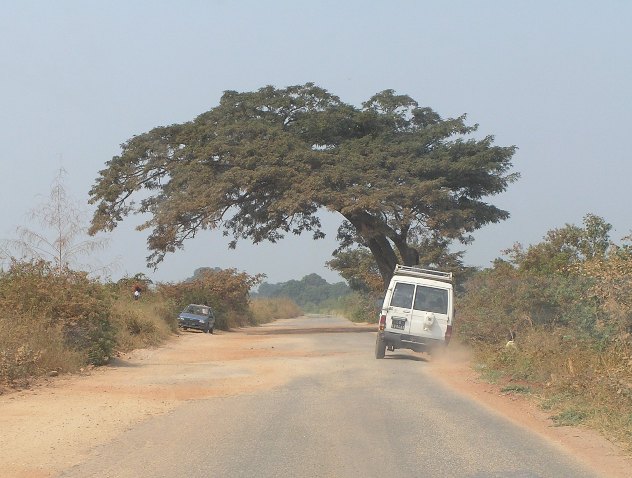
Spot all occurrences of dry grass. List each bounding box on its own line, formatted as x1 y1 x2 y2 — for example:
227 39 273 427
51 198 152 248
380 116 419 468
110 295 176 351
249 297 302 324
471 328 632 451
0 313 85 388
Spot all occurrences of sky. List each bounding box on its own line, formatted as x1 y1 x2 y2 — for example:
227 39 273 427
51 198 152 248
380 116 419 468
1 0 630 285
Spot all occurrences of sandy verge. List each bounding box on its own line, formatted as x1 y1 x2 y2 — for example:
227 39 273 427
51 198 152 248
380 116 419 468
426 343 632 478
0 329 313 478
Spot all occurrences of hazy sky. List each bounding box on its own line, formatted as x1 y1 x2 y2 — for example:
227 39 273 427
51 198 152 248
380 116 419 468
1 1 630 284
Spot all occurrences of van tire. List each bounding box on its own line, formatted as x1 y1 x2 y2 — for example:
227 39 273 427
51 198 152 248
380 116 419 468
375 335 386 359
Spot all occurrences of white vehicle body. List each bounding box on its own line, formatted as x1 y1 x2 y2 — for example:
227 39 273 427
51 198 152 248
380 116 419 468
375 265 454 359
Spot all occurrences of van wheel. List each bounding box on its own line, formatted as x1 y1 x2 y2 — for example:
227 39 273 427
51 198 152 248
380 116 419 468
375 335 386 359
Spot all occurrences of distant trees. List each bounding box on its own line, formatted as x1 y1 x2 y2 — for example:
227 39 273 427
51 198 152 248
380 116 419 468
256 273 350 310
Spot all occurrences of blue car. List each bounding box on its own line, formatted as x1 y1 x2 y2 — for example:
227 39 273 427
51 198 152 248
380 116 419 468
178 304 216 334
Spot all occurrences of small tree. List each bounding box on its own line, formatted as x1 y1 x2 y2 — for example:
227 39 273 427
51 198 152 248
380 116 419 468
5 169 110 275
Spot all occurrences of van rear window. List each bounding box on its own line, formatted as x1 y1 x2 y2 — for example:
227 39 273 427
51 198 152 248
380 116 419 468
413 286 448 314
390 283 415 309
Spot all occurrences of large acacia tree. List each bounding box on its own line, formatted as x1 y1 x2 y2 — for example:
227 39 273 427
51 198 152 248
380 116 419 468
89 84 517 287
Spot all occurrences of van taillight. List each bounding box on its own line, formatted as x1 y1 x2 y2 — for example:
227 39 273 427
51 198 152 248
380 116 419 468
379 314 386 331
445 325 453 344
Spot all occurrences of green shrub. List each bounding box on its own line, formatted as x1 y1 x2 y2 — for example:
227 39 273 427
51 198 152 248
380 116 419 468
551 408 589 426
86 318 117 365
158 268 263 330
328 292 381 323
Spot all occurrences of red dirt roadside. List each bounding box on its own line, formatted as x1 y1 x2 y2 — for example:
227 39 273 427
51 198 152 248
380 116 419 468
426 344 632 478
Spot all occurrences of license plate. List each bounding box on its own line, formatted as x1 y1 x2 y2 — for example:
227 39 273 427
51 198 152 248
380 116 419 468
392 318 406 330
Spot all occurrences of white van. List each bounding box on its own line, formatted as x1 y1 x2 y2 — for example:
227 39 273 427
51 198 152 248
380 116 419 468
375 265 454 359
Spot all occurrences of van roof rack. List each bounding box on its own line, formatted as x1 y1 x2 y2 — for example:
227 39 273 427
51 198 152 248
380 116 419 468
393 265 453 282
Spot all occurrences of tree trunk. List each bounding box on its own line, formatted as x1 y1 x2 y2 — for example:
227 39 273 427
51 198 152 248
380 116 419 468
345 212 402 289
392 237 420 267
365 235 398 289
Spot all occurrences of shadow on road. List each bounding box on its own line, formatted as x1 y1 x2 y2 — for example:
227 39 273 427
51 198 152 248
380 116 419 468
384 353 428 362
245 325 376 336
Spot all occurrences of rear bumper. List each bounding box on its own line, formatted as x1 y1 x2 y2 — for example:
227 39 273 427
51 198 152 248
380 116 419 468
380 330 445 353
178 320 207 331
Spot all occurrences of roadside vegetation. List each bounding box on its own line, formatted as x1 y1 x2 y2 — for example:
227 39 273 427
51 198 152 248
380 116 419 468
0 261 301 391
255 273 350 313
458 214 632 450
332 214 632 451
0 170 302 391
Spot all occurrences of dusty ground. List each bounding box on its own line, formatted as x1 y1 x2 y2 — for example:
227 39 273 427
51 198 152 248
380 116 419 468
427 343 632 478
1 320 630 478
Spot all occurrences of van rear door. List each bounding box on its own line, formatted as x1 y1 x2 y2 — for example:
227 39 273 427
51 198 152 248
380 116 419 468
384 281 414 334
408 284 451 340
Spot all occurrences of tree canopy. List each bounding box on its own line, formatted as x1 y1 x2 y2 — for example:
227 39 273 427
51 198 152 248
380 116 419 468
89 83 517 286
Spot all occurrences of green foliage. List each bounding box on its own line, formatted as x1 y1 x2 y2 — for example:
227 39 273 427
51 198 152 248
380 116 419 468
256 273 350 312
89 83 517 287
0 259 118 382
461 214 632 450
504 213 611 274
85 318 116 366
551 408 589 427
459 266 600 343
335 292 382 323
158 268 263 330
500 384 531 394
458 214 615 345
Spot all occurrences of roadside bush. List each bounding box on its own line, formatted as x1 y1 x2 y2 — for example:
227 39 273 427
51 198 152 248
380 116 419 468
0 260 116 367
110 294 176 350
158 268 263 330
0 310 87 387
459 215 632 450
328 291 381 323
0 318 41 384
457 264 599 344
249 297 302 324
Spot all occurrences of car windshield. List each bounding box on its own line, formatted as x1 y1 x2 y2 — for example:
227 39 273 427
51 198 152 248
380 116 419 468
184 305 209 316
413 286 448 314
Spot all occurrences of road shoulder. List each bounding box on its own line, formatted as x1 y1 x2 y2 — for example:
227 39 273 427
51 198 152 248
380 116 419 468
426 344 632 478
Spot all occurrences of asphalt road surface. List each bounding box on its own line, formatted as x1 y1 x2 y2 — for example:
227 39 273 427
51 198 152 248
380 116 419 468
58 315 599 478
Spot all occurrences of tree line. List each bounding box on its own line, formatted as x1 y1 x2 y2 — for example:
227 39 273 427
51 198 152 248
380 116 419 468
255 273 350 312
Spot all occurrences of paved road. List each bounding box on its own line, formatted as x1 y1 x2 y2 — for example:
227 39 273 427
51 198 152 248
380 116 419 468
59 315 598 478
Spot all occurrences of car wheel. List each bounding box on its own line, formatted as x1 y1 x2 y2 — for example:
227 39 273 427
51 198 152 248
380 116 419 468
375 334 386 359
205 323 211 333
209 327 214 335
